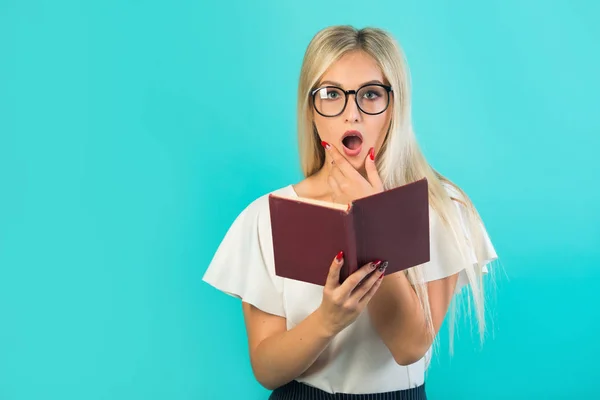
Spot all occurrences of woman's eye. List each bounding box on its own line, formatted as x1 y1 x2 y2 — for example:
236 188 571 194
363 91 379 99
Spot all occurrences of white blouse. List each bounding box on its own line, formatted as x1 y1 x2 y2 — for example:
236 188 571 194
202 183 498 394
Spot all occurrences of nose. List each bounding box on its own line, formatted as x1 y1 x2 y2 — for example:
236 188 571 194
343 93 361 122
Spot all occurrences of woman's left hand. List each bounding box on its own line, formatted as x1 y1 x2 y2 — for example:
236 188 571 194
323 143 384 204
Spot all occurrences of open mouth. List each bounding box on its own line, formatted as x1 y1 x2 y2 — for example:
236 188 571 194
341 130 363 156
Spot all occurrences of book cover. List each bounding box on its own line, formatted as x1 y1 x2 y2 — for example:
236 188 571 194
268 178 430 286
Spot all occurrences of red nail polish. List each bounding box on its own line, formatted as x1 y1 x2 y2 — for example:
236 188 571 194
336 251 344 261
369 147 375 161
321 141 330 149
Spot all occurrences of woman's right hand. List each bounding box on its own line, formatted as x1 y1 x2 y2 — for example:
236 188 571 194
316 251 388 336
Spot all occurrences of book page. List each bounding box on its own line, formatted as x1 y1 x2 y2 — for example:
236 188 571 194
270 194 350 211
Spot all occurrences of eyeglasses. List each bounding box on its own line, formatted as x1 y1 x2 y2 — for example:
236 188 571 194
310 84 393 117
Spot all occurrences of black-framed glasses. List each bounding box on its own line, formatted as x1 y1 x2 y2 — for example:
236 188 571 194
310 84 393 117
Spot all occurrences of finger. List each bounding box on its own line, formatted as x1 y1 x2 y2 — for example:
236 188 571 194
353 262 387 301
339 260 380 293
353 268 376 290
327 174 343 203
357 271 385 306
365 147 384 191
322 141 360 178
329 164 346 190
325 147 335 172
325 251 344 288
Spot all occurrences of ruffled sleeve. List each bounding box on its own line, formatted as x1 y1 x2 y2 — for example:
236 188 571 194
202 194 286 317
412 183 498 293
451 187 498 293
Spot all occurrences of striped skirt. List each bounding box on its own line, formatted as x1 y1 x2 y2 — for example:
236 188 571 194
269 380 427 400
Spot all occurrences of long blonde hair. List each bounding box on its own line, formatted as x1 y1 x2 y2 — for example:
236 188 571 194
297 25 496 352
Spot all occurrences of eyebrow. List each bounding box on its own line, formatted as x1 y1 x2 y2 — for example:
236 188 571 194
318 79 385 87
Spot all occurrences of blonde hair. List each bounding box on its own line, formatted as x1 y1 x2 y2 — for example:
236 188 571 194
297 25 496 353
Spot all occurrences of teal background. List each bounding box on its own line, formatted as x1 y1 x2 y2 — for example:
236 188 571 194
1 0 599 399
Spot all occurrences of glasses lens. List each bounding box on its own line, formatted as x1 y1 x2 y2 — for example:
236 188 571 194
357 85 389 114
313 87 346 116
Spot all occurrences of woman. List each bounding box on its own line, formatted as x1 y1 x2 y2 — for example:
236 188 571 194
203 25 498 399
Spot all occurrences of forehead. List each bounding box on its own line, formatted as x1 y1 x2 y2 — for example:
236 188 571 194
319 51 385 88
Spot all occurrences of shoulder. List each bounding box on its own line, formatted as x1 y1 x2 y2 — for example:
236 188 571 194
434 178 486 241
409 176 497 284
438 177 498 274
202 184 295 318
439 179 470 208
437 179 482 226
213 183 297 257
234 184 296 225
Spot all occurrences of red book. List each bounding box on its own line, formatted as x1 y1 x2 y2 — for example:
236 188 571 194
268 178 430 286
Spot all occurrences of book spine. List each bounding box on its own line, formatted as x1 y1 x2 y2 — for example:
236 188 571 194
341 208 358 283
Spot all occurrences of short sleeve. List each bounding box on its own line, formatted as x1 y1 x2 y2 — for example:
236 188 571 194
202 195 286 317
411 183 498 294
451 190 498 293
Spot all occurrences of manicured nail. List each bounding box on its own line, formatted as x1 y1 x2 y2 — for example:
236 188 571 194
336 251 344 261
378 261 388 272
372 260 382 269
369 147 375 161
378 273 385 280
321 140 330 149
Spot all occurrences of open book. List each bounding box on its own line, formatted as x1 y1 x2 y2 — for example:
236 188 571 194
268 178 431 286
